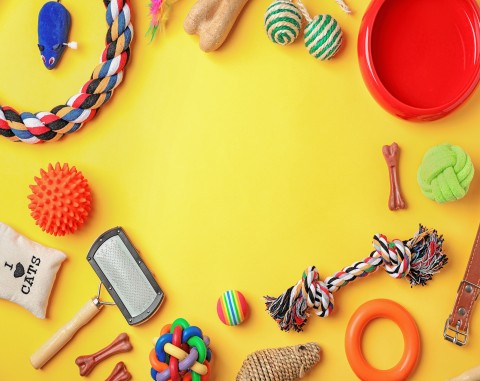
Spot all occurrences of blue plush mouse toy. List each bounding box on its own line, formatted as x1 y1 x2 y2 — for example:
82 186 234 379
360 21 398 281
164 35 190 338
38 1 76 69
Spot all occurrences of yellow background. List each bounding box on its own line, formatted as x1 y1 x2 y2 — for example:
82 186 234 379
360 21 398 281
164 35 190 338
1 0 480 380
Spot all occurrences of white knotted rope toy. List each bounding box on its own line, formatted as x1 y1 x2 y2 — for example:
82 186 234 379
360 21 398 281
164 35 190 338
264 225 448 331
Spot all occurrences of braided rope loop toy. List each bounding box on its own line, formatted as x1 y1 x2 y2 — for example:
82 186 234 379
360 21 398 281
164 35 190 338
150 318 212 381
264 225 448 332
0 0 133 143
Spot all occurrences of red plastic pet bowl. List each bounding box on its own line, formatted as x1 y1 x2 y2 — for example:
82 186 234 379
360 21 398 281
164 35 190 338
358 0 480 121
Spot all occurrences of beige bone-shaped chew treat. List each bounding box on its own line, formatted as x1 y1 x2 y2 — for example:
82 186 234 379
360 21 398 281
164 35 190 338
106 362 132 381
382 143 406 211
184 0 250 52
448 366 480 381
75 333 132 377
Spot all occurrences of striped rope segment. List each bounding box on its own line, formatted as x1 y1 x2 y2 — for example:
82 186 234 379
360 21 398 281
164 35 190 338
264 0 303 46
304 14 342 60
265 225 448 331
0 0 133 143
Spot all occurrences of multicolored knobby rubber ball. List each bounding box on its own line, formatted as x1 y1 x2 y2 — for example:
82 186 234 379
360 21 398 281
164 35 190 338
417 144 474 203
264 0 303 46
150 318 212 381
217 290 249 326
28 163 92 236
304 14 343 60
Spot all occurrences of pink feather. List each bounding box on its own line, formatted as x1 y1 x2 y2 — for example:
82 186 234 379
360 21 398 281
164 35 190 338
148 0 178 41
148 0 166 40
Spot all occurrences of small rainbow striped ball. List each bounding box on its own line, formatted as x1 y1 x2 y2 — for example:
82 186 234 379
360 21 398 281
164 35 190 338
264 0 303 46
217 290 249 326
304 14 343 60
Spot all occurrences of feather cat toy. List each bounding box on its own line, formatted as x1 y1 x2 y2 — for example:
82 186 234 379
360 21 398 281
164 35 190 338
38 1 77 69
148 0 177 41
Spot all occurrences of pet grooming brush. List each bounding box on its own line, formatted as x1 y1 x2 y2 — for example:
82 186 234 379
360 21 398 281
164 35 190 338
30 227 164 369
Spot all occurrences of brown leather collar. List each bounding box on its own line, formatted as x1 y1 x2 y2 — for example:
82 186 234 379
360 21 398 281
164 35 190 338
444 225 480 346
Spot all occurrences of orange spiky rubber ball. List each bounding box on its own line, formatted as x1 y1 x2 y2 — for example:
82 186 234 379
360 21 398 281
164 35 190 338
28 163 92 236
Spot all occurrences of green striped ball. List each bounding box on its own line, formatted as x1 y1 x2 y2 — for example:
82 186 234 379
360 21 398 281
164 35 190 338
264 0 303 46
304 14 343 60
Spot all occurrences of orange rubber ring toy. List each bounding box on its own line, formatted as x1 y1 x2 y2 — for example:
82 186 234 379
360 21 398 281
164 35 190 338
345 299 420 381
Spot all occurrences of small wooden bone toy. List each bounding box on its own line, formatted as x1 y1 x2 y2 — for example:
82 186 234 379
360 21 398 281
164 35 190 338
184 0 250 52
382 143 406 210
236 343 321 381
75 333 132 377
106 362 132 381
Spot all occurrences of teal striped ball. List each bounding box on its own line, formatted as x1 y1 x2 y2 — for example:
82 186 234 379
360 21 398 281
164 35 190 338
304 14 343 60
264 0 303 46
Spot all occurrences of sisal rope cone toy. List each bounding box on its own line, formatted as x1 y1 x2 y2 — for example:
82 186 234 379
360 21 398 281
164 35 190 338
28 163 92 236
236 343 321 381
264 225 448 332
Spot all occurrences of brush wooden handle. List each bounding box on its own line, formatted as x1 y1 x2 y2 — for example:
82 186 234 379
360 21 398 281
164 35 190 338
30 299 101 369
448 366 480 381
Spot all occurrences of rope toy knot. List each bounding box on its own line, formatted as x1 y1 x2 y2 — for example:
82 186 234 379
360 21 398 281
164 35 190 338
264 266 334 332
417 144 474 203
302 266 334 317
373 234 411 279
151 318 212 381
264 225 448 332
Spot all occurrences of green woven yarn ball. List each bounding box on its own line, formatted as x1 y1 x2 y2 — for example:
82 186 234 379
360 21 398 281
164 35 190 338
417 144 474 203
304 14 343 60
264 0 303 46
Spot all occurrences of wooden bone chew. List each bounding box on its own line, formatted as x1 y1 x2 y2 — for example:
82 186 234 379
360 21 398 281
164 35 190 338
106 362 132 381
382 143 406 210
184 0 250 52
75 333 132 377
